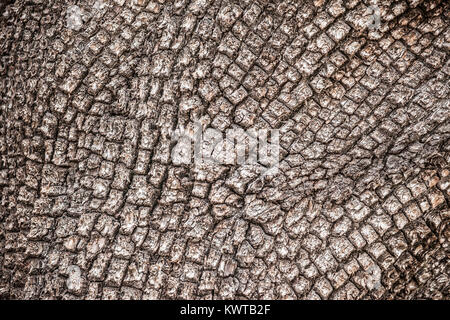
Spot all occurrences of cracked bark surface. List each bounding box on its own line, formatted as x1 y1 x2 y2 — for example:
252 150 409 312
0 0 449 300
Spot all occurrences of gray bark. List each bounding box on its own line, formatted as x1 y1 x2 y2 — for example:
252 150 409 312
0 0 449 299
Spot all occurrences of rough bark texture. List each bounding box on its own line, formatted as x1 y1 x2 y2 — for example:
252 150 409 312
0 0 449 300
